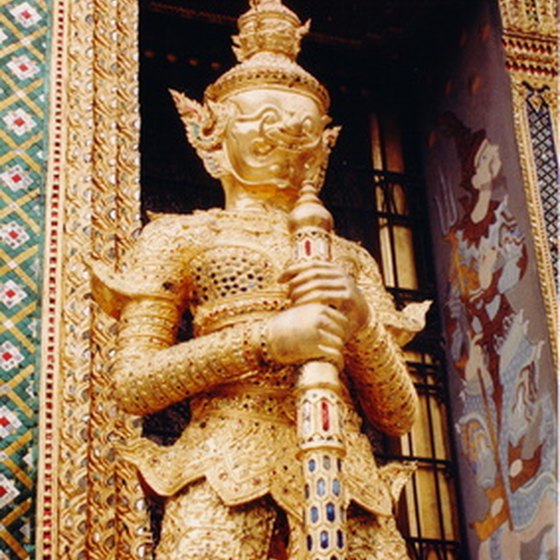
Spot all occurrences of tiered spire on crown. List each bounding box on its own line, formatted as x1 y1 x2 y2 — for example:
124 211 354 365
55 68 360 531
204 0 330 110
233 0 308 61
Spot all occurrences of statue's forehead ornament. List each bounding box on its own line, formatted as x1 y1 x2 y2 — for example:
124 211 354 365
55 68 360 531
204 0 330 111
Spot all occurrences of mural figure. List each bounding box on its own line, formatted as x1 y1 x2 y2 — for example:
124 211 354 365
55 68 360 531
92 1 429 558
439 113 556 556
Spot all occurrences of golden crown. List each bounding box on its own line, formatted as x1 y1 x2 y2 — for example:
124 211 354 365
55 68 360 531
233 0 308 61
204 0 330 110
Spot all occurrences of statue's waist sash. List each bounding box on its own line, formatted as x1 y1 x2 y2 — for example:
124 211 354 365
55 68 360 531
122 379 396 521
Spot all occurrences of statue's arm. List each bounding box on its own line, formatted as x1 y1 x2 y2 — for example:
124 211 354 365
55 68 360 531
91 218 267 415
345 318 417 436
344 246 429 436
114 297 266 415
110 297 345 416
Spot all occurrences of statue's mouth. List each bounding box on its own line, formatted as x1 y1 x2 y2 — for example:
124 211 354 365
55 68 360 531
262 125 321 152
250 133 320 161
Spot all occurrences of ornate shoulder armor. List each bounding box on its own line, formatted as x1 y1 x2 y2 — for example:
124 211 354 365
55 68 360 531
91 213 208 318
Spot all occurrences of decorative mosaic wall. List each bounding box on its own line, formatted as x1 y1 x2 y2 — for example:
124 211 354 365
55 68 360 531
0 0 49 558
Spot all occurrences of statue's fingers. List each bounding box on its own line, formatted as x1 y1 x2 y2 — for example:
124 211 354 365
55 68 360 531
320 307 349 336
318 325 344 345
278 260 336 283
316 343 344 370
290 268 342 289
296 293 351 312
290 278 345 303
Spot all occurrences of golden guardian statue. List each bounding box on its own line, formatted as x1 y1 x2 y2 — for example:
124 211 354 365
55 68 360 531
92 1 429 558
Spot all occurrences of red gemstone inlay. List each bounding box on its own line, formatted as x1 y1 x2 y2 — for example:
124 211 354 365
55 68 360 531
11 174 22 183
321 399 330 431
304 239 312 256
14 118 25 127
0 417 10 427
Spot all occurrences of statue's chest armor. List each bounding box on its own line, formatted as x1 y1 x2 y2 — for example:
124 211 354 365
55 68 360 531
187 223 292 334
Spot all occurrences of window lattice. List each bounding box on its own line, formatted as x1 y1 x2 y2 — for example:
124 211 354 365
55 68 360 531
368 113 466 560
526 93 559 278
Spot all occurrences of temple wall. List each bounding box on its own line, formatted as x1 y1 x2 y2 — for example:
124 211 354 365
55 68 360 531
421 1 557 558
0 1 556 558
0 2 50 557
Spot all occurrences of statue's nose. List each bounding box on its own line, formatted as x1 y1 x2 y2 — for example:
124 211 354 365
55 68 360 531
282 113 304 135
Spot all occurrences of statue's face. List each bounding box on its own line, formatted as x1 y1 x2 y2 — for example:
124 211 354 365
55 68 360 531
223 88 329 202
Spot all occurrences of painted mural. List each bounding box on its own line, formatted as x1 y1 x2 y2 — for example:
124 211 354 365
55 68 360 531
435 112 556 559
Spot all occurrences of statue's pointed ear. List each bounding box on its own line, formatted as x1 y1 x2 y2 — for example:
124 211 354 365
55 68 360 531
308 125 341 190
169 90 232 178
323 124 341 150
169 89 231 151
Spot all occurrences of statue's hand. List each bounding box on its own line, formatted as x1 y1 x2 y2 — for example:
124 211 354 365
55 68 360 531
280 261 370 335
265 303 348 369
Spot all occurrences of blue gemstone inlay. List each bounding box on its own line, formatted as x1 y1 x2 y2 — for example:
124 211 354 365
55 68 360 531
306 535 313 551
326 503 335 522
308 459 316 473
337 530 344 549
332 479 340 496
311 506 319 523
320 531 329 549
317 478 326 497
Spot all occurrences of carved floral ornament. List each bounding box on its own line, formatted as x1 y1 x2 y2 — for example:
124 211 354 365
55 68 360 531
498 0 559 35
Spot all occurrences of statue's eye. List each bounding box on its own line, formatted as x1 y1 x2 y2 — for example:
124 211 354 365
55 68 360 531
252 138 274 157
301 116 315 134
261 107 281 125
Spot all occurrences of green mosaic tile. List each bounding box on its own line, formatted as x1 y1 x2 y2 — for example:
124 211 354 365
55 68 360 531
0 0 50 558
